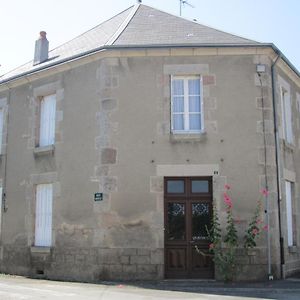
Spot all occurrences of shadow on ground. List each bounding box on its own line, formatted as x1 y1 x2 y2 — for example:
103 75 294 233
97 277 300 300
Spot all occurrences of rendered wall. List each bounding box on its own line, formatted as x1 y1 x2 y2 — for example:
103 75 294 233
0 49 298 281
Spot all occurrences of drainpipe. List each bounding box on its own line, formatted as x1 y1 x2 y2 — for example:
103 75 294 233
271 53 284 279
0 85 10 246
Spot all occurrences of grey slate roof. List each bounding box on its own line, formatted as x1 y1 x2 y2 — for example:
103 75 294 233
0 4 263 83
114 5 259 46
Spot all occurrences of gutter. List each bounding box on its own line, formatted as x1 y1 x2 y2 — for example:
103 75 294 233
1 43 299 87
271 53 285 278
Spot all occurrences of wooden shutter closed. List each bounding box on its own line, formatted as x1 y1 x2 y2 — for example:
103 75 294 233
285 181 293 246
39 94 56 147
0 187 2 237
0 109 4 154
35 184 53 247
284 92 293 144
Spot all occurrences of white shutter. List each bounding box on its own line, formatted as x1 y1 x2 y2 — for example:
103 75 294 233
0 187 2 237
284 92 293 144
285 181 293 247
35 184 53 247
39 94 56 147
0 109 4 154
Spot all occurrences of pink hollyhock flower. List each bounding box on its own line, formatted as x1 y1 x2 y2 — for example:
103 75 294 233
252 228 259 235
224 184 231 190
209 243 214 250
256 219 263 225
262 225 269 231
223 193 233 208
261 189 269 196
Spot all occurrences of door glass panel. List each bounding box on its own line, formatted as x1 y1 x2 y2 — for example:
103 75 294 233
191 180 209 193
167 180 184 193
192 203 210 241
167 203 186 240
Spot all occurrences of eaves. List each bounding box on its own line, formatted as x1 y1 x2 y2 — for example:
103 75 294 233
0 43 299 90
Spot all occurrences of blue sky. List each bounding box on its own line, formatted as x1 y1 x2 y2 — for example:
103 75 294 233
0 0 299 75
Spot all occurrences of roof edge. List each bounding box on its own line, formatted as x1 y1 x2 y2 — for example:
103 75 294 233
0 43 299 86
105 4 141 45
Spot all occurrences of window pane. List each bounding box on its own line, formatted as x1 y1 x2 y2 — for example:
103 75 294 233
173 96 184 112
173 114 184 130
167 180 184 193
167 203 186 240
188 79 200 94
192 203 210 240
189 114 201 130
189 96 200 112
172 79 184 96
192 180 209 193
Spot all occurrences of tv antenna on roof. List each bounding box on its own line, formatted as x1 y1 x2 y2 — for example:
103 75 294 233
179 0 195 16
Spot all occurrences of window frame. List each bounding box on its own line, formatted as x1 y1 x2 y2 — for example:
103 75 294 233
170 75 204 134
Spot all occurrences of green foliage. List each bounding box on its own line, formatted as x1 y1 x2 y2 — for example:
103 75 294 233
201 186 266 282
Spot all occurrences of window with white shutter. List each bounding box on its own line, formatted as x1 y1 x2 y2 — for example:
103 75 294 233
285 181 294 247
0 187 2 237
39 94 56 147
280 88 293 144
35 184 53 247
0 109 4 154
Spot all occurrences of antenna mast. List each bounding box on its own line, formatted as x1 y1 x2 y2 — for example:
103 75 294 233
179 0 195 16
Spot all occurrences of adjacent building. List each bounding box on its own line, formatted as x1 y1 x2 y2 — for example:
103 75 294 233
0 3 299 281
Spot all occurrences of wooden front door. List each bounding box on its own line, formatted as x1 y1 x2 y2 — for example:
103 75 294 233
164 177 214 279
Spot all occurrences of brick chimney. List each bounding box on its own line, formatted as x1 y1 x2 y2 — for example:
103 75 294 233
33 31 49 65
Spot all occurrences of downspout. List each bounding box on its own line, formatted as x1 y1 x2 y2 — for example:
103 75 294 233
0 85 10 245
271 53 284 278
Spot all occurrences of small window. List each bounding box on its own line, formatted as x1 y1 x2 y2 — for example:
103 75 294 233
39 94 56 147
191 180 209 193
35 184 53 247
167 180 185 194
280 88 293 144
171 76 203 133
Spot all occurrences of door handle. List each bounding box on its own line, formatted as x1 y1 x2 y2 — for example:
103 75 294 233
189 240 196 244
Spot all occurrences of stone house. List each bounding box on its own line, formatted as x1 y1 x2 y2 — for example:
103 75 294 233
0 3 299 281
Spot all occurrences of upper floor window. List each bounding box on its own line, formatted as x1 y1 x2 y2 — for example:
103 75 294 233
39 94 56 147
171 76 203 133
280 87 293 144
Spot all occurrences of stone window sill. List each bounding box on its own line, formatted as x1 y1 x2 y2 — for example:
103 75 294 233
34 145 55 157
170 131 207 143
30 246 51 254
288 246 298 253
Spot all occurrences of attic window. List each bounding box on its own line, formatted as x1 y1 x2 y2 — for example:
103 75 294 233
187 33 194 37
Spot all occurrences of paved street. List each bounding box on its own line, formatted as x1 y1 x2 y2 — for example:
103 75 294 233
0 275 300 300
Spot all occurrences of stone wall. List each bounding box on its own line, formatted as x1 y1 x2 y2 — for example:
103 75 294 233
0 246 163 281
